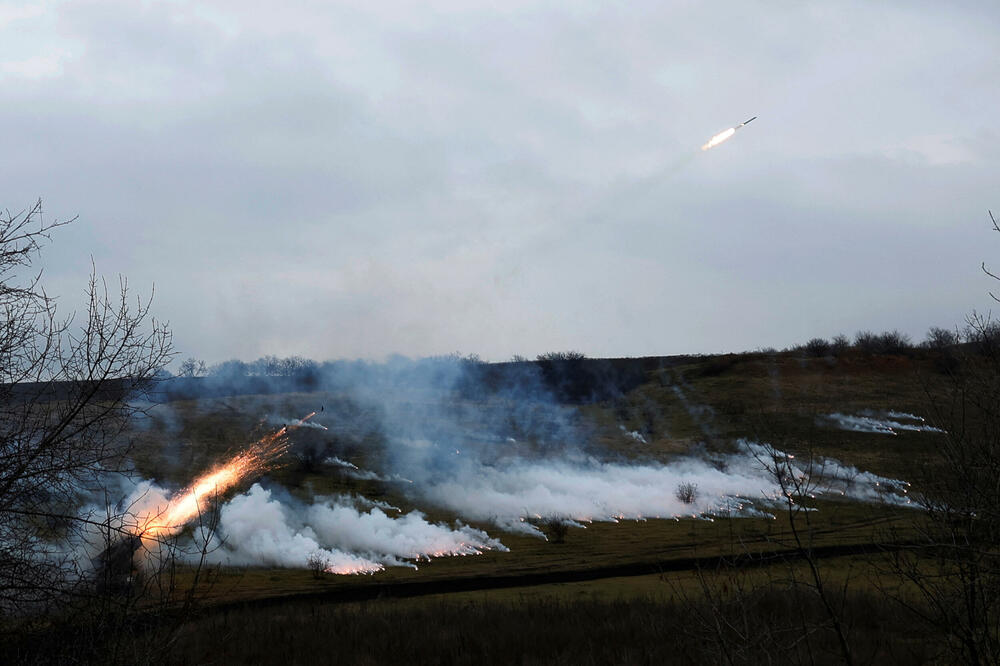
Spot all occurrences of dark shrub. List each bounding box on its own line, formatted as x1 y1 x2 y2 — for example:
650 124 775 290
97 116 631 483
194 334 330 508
539 517 570 543
855 330 912 355
675 482 699 505
536 351 586 361
803 338 831 357
877 330 912 355
854 330 879 353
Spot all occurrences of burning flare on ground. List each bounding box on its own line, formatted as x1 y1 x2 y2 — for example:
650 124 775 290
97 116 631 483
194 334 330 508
134 413 318 545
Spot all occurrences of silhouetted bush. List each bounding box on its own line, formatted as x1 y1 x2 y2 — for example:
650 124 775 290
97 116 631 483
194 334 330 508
675 482 698 505
923 327 960 349
854 330 879 353
964 314 1000 354
542 518 570 544
536 351 587 361
307 553 329 579
831 334 851 355
208 359 249 379
803 338 830 357
878 330 912 354
854 330 912 355
856 331 880 353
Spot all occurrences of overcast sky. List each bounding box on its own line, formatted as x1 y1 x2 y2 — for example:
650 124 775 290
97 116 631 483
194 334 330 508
3 1 999 364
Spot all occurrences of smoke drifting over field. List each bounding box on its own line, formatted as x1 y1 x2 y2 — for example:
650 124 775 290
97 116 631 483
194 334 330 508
277 359 910 537
110 357 914 573
85 477 504 574
411 440 910 537
207 484 505 573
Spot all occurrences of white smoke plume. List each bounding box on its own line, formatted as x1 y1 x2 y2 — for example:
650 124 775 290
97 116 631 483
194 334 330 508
821 411 945 435
205 484 506 573
413 440 910 537
323 456 359 470
323 457 413 484
256 358 914 540
205 485 383 574
77 477 506 575
268 415 329 430
619 425 647 444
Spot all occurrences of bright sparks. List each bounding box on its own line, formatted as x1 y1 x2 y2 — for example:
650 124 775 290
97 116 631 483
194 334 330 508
135 413 318 543
701 126 736 151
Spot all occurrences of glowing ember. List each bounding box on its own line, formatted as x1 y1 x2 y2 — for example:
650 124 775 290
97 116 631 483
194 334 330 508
135 413 318 544
701 126 736 151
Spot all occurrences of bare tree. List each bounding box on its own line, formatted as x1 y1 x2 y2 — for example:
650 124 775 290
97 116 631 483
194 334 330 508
675 481 699 505
0 201 173 622
751 444 857 666
801 337 831 357
830 333 851 355
528 516 570 544
983 210 1000 303
177 357 207 377
887 328 1000 663
871 312 1000 664
869 212 1000 665
307 552 330 579
923 326 960 349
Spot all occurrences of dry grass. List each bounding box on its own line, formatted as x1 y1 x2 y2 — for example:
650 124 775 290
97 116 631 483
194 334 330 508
4 352 972 664
117 353 950 608
150 556 941 666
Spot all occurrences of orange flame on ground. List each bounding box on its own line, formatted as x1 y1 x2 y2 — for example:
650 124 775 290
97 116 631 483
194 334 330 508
136 412 317 544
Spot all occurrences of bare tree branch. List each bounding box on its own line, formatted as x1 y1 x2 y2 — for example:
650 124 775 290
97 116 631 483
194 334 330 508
0 201 174 625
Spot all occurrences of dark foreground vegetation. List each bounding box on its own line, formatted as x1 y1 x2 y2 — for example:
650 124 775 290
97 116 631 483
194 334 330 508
6 578 939 666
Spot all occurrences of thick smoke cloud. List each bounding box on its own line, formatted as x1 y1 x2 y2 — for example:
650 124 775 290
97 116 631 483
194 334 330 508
259 358 914 538
79 475 505 575
414 440 910 537
111 357 915 573
206 484 505 573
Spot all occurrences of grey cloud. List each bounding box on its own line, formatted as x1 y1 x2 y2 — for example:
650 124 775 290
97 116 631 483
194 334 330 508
2 1 999 362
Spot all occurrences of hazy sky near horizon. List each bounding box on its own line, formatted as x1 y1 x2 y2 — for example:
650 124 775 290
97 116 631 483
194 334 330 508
3 1 999 364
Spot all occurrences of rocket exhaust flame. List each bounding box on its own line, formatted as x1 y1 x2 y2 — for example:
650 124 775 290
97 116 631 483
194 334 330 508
133 413 318 544
100 409 507 577
700 116 756 151
701 127 736 151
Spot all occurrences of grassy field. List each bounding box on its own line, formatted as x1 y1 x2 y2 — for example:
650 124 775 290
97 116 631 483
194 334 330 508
117 350 949 604
23 553 939 665
158 560 936 666
39 348 967 664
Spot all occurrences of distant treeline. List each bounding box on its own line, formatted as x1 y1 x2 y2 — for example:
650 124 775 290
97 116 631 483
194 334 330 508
9 322 987 406
783 320 997 358
156 321 995 404
158 353 691 404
